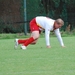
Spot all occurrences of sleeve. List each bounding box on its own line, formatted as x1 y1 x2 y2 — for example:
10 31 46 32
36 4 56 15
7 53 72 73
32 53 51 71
54 29 64 46
45 27 50 46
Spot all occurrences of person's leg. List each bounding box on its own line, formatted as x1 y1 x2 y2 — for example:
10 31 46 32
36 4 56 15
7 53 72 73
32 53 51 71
18 39 28 44
16 37 37 45
21 18 40 49
21 31 40 49
30 39 38 45
17 31 39 45
23 31 39 46
18 31 39 45
30 31 39 44
14 38 28 49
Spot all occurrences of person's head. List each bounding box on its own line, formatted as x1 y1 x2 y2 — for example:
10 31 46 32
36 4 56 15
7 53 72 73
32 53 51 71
54 18 64 29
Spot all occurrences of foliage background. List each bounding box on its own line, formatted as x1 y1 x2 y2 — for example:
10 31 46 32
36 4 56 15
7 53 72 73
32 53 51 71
0 0 75 33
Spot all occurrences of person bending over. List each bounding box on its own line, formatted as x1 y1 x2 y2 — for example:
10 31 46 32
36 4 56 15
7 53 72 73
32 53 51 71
15 16 65 50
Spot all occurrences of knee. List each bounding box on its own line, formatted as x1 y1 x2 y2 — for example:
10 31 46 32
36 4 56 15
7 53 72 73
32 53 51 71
31 31 40 40
34 36 39 40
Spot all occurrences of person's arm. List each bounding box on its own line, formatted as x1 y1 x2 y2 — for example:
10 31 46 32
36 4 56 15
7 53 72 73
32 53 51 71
54 29 65 47
45 28 51 48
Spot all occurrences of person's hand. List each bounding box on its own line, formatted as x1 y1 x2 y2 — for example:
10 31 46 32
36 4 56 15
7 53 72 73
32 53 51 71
61 45 65 48
47 45 51 48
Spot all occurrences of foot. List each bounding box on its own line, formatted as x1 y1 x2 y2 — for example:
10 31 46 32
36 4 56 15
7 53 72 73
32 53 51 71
15 39 19 49
21 45 26 50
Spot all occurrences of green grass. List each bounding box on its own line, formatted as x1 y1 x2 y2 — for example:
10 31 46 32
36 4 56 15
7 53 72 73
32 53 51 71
0 32 75 39
0 37 75 75
0 33 29 39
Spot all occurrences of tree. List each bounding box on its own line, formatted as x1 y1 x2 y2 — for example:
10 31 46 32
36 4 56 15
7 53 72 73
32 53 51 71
66 0 75 30
41 0 75 30
41 0 55 16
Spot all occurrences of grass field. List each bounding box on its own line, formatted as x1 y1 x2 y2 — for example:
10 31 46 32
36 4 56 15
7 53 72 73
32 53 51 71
0 37 75 75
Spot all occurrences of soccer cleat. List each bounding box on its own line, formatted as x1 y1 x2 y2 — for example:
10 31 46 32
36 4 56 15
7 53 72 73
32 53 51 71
21 45 26 50
15 39 19 49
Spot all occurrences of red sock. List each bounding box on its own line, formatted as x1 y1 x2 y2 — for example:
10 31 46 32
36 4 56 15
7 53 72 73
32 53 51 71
23 37 35 46
18 39 28 44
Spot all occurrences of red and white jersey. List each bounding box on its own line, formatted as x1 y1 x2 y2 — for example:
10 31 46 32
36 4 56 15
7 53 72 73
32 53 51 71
36 16 64 46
